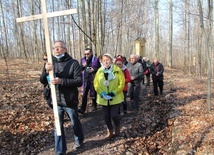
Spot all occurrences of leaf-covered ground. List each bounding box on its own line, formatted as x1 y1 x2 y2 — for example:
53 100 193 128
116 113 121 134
0 59 213 155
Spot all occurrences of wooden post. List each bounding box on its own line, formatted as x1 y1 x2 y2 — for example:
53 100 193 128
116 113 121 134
16 0 77 136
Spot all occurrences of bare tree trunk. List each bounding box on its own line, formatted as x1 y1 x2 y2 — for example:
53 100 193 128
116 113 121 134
98 0 107 55
198 0 212 111
87 0 92 48
197 27 202 78
62 1 66 42
0 0 9 57
154 0 159 58
183 0 188 67
13 0 20 57
167 0 173 67
65 0 72 57
208 0 214 78
0 28 9 82
187 1 191 73
0 0 10 82
101 0 106 54
31 1 39 61
52 0 55 42
17 0 28 59
81 0 88 46
65 0 77 59
56 2 60 41
93 0 99 55
207 0 213 109
77 0 82 58
118 0 124 55
36 2 45 55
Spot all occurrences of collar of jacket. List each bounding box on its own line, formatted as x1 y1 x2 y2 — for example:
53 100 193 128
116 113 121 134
53 52 72 62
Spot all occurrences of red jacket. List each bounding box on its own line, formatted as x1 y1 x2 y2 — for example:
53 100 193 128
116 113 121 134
122 68 131 91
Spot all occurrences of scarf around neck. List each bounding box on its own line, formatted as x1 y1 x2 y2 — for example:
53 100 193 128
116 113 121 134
101 65 115 81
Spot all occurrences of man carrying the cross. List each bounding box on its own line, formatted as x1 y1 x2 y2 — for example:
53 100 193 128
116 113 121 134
40 40 84 154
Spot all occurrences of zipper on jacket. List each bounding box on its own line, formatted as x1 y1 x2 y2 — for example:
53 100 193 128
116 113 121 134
107 86 110 106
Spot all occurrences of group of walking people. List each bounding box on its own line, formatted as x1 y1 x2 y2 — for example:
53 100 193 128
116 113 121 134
40 40 164 155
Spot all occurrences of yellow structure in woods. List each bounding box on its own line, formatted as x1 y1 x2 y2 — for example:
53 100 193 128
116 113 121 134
135 37 146 56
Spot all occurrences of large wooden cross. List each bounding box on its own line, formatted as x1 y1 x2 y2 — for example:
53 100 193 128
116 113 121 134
16 0 77 136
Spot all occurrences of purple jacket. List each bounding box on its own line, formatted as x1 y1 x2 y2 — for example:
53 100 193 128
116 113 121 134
81 55 100 80
80 55 100 97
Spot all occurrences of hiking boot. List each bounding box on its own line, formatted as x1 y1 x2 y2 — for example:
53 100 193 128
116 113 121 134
105 129 113 140
115 125 120 135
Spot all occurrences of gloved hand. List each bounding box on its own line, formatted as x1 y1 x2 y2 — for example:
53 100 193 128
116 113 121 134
107 92 116 97
100 92 107 98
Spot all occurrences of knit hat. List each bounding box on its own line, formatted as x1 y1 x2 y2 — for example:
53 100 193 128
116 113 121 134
103 53 114 61
115 57 124 63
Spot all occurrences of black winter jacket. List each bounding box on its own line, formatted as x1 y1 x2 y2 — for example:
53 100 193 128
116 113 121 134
40 52 82 107
150 62 164 81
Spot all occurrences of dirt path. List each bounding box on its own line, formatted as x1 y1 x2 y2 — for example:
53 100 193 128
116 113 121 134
0 59 214 155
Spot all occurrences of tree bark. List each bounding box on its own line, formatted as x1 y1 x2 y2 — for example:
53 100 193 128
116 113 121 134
0 0 9 57
168 0 173 67
17 0 28 59
198 0 212 112
154 0 159 58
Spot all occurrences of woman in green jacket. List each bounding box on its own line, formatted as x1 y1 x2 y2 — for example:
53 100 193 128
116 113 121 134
94 53 125 140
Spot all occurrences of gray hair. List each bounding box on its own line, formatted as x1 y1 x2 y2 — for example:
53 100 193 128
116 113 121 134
54 40 66 48
130 54 137 59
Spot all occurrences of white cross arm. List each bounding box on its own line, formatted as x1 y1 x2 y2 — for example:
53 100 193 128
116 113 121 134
16 9 77 23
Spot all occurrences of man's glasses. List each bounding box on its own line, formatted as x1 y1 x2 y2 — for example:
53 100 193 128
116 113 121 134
85 53 90 55
43 58 47 61
53 46 64 49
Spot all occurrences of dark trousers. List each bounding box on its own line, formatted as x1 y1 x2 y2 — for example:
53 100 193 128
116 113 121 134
80 82 97 113
153 79 163 96
102 104 120 131
118 91 127 114
129 82 141 110
146 74 150 86
142 75 145 84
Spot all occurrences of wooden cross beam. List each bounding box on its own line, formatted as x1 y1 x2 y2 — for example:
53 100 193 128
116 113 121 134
16 0 77 136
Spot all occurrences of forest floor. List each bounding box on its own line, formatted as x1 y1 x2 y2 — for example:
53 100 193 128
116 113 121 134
0 59 214 155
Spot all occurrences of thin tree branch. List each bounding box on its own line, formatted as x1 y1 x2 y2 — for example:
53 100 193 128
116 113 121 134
71 15 95 45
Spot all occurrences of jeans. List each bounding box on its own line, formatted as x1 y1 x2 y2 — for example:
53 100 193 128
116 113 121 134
55 106 84 154
129 82 141 110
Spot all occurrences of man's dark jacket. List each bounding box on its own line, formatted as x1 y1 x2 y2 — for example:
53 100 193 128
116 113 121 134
40 52 82 107
150 62 164 81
